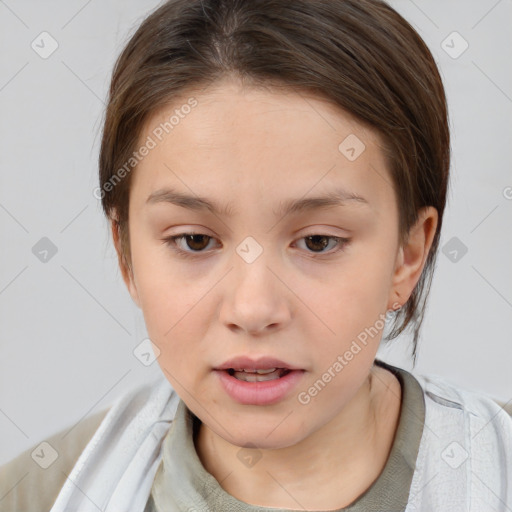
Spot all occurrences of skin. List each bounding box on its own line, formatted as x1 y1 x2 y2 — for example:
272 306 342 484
112 76 438 510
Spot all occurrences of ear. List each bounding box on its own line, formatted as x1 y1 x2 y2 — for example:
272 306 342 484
110 219 141 308
387 206 438 310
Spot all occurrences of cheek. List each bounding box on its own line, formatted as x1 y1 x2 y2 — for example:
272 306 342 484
344 230 397 300
129 232 203 339
136 273 211 383
302 251 395 349
138 278 205 343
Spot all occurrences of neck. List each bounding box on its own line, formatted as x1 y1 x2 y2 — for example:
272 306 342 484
194 365 401 510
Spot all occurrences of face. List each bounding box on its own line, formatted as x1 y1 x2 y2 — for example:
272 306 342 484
116 77 429 450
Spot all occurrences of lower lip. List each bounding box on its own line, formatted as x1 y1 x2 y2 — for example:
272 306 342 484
215 369 305 405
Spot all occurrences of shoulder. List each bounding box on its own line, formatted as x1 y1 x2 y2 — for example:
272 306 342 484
404 371 512 509
0 376 177 512
0 407 110 512
416 370 512 421
414 370 512 442
411 371 512 503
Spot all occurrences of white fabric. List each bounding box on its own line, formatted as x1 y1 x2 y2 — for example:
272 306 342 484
49 370 512 512
49 375 179 512
406 372 512 511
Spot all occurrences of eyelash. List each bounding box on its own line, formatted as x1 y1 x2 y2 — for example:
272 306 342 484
162 233 350 259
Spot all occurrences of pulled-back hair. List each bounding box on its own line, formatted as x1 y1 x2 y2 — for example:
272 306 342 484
98 0 450 364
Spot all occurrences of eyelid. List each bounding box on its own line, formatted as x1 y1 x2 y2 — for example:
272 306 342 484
163 231 350 259
164 232 219 258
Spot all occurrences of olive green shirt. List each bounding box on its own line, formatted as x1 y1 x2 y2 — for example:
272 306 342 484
144 359 425 511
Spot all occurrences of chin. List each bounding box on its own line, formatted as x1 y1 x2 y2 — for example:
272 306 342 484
219 423 307 451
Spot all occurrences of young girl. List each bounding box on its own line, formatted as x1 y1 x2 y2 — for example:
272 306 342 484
1 0 511 511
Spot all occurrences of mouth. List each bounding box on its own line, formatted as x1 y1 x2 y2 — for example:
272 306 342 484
225 367 291 382
215 367 305 405
213 356 304 405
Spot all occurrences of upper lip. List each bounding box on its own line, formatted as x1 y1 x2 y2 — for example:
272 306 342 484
215 356 303 371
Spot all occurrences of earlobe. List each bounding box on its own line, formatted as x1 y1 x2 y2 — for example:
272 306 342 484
110 219 141 309
388 207 438 309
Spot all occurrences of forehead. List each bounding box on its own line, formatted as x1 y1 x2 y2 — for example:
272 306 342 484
131 79 395 214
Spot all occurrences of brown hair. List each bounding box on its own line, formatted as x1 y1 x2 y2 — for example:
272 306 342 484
99 0 450 365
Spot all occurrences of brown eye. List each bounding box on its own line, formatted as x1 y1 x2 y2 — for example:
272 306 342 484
164 233 349 259
295 235 350 256
304 235 331 252
164 233 217 257
183 234 211 251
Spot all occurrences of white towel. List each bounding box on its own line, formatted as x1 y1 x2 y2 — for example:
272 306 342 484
49 374 178 512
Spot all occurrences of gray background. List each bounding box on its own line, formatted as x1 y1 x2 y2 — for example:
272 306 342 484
0 0 511 465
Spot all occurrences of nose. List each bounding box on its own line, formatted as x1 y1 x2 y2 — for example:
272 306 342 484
219 255 292 336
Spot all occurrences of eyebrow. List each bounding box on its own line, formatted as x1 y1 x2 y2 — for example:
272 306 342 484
145 187 369 217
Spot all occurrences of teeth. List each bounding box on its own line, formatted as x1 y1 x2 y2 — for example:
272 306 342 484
252 368 277 374
230 368 291 382
233 368 278 374
233 368 284 382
